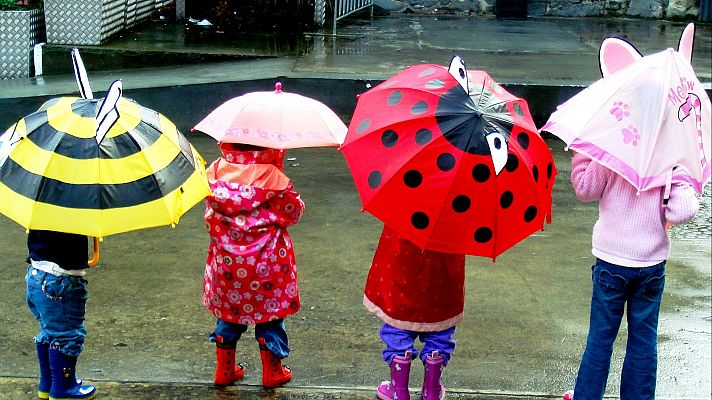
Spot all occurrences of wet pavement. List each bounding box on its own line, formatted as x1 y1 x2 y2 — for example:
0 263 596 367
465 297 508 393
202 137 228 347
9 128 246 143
0 14 711 400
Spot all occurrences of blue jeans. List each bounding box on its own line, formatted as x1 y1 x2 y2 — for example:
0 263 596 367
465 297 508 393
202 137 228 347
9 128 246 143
380 323 456 366
210 318 290 359
25 266 89 357
574 259 666 400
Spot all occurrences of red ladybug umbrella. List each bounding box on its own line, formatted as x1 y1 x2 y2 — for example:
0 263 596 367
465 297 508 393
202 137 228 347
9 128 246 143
340 56 557 259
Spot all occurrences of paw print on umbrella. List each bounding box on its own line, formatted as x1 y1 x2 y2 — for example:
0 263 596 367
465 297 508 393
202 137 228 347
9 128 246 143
621 125 640 145
341 56 556 259
610 101 630 121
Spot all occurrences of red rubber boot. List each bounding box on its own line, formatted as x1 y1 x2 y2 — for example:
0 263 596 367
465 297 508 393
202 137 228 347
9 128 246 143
214 338 245 385
258 337 292 388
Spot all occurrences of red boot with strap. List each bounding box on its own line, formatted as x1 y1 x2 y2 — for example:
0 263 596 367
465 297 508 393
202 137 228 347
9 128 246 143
258 337 292 388
214 337 245 385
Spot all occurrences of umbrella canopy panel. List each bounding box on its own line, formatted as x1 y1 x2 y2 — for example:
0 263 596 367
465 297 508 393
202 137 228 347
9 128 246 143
0 96 210 237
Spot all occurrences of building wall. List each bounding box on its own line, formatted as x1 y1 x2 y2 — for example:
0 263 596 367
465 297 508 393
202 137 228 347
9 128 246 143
374 0 702 19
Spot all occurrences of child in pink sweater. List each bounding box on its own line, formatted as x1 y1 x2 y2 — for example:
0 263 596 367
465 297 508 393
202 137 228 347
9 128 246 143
566 152 700 400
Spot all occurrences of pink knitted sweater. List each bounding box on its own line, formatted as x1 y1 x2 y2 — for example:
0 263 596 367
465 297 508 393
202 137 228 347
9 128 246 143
571 153 700 267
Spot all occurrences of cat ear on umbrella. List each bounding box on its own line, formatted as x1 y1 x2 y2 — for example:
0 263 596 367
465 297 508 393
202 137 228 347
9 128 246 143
599 37 642 78
678 23 695 63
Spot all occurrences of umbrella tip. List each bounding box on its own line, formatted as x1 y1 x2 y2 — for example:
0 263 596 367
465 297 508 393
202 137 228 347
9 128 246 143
275 82 282 94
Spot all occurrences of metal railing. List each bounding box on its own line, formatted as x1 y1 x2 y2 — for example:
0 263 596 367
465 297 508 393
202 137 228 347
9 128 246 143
314 0 373 35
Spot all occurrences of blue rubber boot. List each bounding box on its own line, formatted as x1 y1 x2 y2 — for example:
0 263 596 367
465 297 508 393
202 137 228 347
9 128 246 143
48 348 96 400
36 342 51 400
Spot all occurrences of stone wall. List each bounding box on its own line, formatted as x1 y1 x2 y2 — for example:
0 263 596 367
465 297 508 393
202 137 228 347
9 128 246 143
374 0 703 19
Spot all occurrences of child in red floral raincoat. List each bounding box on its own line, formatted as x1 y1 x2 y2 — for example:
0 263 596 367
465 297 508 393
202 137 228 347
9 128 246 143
364 225 466 400
202 143 304 388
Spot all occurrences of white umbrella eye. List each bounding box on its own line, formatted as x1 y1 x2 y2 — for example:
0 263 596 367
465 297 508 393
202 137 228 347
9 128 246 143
485 131 509 175
448 55 470 94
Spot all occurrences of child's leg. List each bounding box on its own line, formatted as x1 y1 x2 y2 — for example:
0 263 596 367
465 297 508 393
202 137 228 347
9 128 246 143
26 267 52 399
380 323 418 364
574 260 630 400
210 319 247 385
419 328 454 400
25 269 88 356
378 324 415 400
419 327 456 365
620 262 665 400
254 319 289 358
255 319 292 387
209 319 248 346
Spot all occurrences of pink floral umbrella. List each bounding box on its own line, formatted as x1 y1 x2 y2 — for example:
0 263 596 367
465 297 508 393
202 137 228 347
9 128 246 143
193 82 347 149
542 23 710 194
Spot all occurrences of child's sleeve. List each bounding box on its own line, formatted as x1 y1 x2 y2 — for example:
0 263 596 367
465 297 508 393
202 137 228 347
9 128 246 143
273 183 305 227
665 174 701 226
570 152 610 202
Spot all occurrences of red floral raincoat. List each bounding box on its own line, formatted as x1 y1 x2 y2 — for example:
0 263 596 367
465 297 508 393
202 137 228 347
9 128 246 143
364 225 466 331
202 146 304 325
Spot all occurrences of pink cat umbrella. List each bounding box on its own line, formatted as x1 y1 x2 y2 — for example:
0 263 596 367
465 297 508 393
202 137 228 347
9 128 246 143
542 23 710 194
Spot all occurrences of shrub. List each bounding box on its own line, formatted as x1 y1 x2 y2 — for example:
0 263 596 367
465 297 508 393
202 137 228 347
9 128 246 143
0 0 42 11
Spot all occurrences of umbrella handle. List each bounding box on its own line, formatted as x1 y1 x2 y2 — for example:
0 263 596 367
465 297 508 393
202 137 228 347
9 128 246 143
88 237 100 267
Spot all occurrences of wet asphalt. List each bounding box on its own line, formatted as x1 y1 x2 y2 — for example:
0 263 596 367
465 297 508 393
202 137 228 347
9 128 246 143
0 14 710 400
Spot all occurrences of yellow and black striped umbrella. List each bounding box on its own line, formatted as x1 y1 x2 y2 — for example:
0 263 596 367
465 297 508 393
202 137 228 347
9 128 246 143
0 94 211 238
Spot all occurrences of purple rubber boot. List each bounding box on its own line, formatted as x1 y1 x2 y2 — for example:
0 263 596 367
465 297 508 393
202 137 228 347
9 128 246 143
421 351 445 400
377 351 411 400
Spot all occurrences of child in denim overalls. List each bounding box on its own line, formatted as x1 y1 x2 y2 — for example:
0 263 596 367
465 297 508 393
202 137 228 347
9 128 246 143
26 230 97 399
566 153 700 400
202 143 304 388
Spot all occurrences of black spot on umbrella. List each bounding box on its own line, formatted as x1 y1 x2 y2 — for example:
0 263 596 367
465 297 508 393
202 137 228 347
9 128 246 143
425 80 445 89
411 102 428 115
547 162 553 179
517 132 530 150
500 191 514 209
435 85 514 155
437 153 455 171
388 90 402 106
524 206 538 222
474 227 493 243
513 103 524 118
411 212 430 229
452 195 471 213
357 119 371 133
472 164 491 183
368 171 382 188
415 128 432 145
418 68 436 77
404 170 423 188
381 130 398 148
532 165 539 182
505 154 519 172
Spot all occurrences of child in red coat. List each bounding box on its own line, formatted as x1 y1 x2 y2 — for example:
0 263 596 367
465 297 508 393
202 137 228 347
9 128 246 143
364 225 466 400
202 143 304 388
